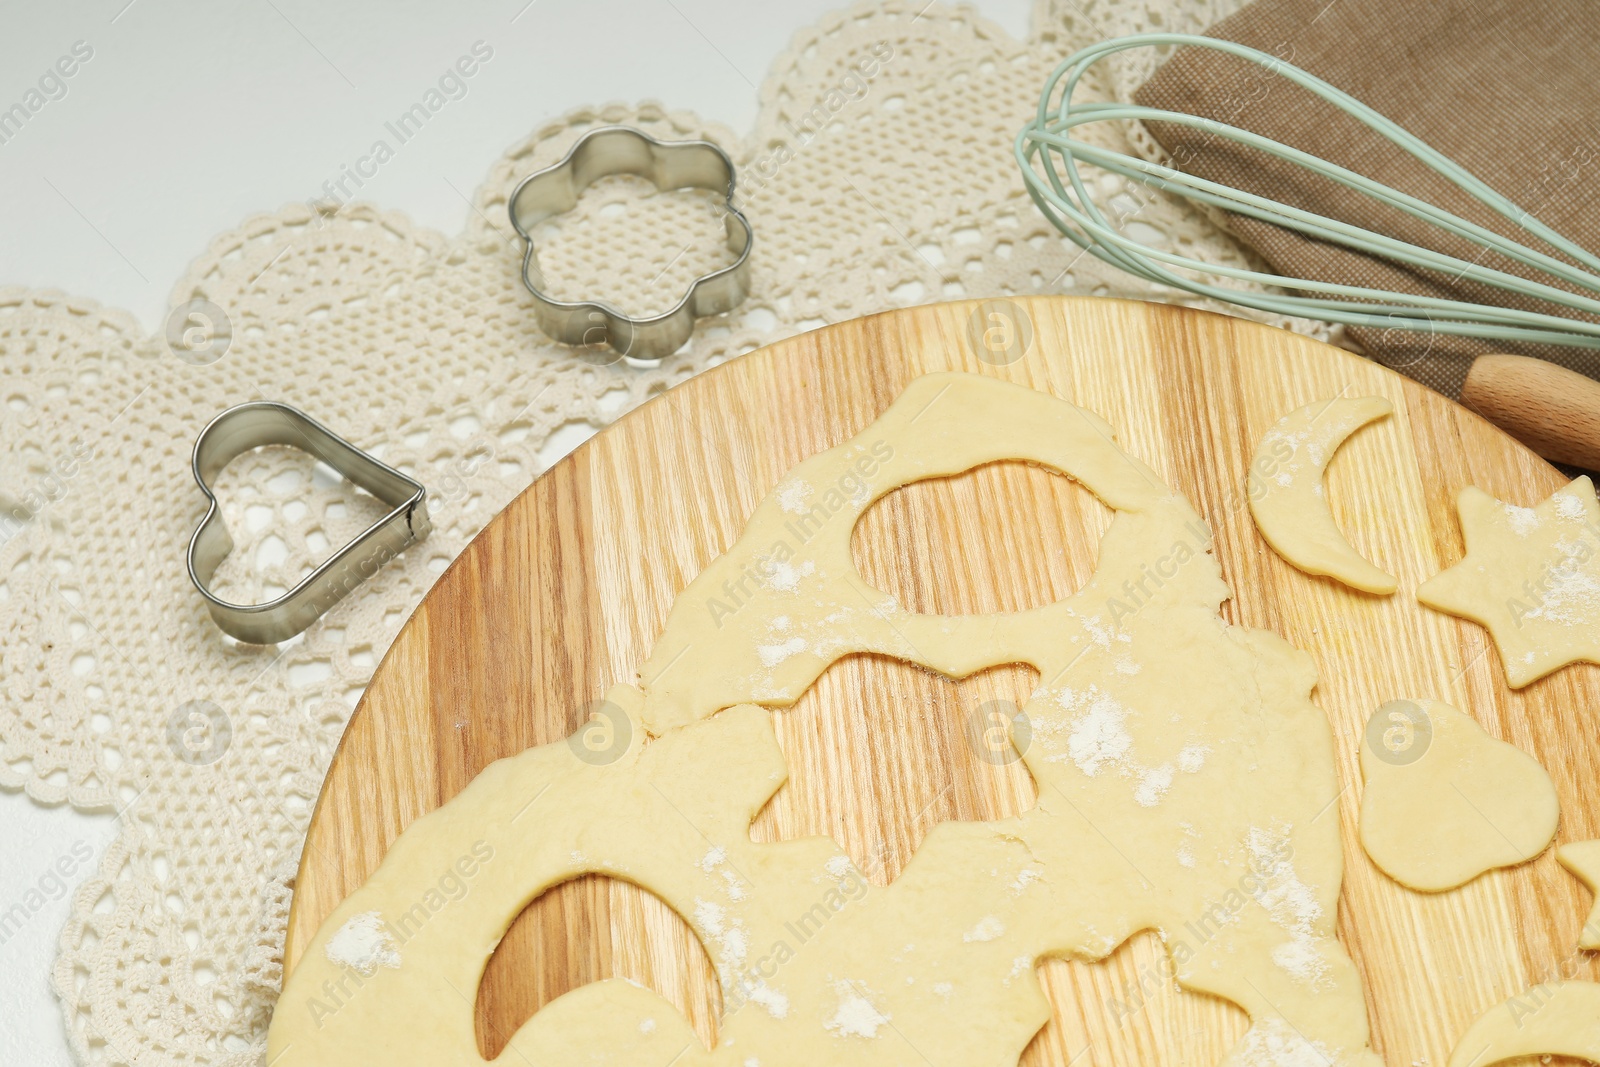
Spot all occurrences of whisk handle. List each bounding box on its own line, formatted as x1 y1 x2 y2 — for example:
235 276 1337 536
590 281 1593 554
1462 354 1600 471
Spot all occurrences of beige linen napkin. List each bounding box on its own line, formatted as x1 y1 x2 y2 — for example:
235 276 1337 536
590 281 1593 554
1133 0 1600 397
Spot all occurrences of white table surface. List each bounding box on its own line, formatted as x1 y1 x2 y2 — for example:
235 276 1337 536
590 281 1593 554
0 1 1032 1062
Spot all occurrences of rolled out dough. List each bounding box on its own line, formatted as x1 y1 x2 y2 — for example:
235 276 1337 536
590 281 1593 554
268 373 1380 1067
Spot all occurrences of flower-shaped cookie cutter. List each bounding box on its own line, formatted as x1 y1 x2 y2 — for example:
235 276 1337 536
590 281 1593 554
508 125 753 361
186 401 430 644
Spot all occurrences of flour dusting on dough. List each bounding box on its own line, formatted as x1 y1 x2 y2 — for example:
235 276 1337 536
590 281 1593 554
696 898 750 969
1061 686 1133 775
325 911 401 975
746 982 789 1019
1009 868 1041 893
1135 764 1175 807
777 481 812 515
1235 1016 1337 1067
695 898 725 934
1247 828 1329 986
764 561 815 592
757 637 808 667
1525 546 1600 625
1504 503 1540 535
1178 744 1211 774
824 984 890 1039
1555 492 1588 520
962 916 1005 943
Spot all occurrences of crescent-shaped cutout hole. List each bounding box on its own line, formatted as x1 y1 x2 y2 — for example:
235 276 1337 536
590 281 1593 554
475 875 721 1059
851 460 1113 615
749 653 1040 886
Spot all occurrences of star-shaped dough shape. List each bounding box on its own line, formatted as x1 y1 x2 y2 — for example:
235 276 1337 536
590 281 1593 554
1418 477 1600 688
1559 840 1600 951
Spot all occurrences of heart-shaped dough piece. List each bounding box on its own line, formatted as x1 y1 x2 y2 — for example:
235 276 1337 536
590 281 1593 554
1359 698 1559 892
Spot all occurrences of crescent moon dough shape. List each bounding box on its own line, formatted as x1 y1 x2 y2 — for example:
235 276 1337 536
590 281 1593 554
1358 699 1559 892
1447 981 1600 1067
1248 396 1398 594
269 373 1383 1067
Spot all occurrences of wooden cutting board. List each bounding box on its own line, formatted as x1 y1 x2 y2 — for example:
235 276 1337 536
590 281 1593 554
284 297 1600 1066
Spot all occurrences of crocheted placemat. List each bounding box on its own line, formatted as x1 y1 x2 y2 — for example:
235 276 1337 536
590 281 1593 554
0 1 1320 1062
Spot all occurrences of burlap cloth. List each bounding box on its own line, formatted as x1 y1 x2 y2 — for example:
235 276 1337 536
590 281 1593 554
1135 0 1600 398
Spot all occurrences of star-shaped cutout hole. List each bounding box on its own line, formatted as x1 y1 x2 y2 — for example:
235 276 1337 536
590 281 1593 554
1418 476 1600 687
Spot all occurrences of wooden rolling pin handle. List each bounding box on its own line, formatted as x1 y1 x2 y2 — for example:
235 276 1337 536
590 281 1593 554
1461 353 1600 471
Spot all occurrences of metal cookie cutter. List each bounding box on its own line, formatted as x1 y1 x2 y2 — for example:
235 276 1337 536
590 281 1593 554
187 402 430 645
508 125 753 361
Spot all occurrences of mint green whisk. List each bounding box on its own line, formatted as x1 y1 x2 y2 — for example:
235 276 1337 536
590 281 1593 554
1015 33 1600 349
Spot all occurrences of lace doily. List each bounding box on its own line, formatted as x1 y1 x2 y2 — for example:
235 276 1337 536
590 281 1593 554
0 1 1324 1062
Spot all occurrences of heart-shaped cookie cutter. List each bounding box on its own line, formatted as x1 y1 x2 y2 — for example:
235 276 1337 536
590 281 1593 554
187 401 430 644
508 125 753 361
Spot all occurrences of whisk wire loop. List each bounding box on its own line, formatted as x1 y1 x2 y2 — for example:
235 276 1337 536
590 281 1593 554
1016 33 1600 348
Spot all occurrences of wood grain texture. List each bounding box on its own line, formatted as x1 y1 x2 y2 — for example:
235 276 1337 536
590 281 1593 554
285 298 1600 1066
